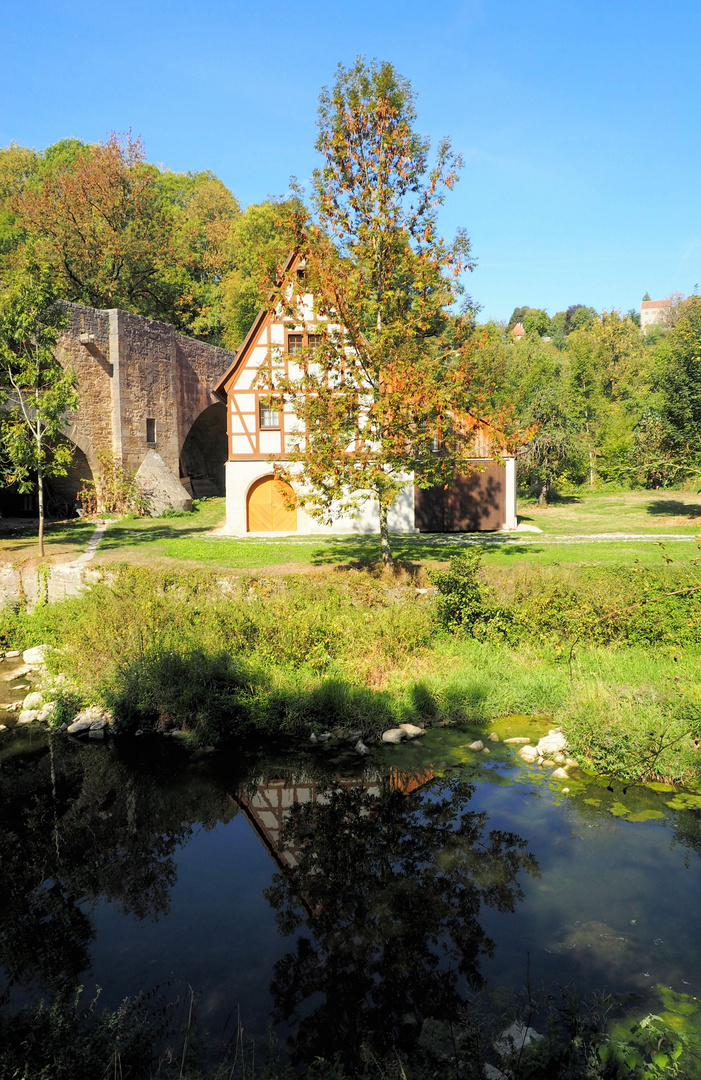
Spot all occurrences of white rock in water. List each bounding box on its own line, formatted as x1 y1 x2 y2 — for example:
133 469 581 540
552 767 569 779
537 731 567 756
5 650 20 658
18 709 39 724
355 739 370 756
0 724 6 731
4 666 31 681
488 732 500 742
399 723 425 739
519 745 540 763
495 1022 544 1059
23 692 43 710
504 737 531 744
382 728 407 744
23 645 49 666
468 740 484 751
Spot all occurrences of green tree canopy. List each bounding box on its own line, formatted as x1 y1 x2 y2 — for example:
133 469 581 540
0 266 78 555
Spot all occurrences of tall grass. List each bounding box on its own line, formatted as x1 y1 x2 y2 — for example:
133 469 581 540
4 560 701 781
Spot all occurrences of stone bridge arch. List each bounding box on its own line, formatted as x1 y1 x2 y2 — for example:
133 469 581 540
178 400 227 496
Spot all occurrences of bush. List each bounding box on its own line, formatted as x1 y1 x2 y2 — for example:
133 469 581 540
429 550 515 640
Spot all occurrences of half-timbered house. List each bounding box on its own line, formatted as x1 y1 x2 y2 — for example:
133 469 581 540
215 254 516 535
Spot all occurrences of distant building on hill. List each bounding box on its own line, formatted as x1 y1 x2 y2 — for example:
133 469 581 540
510 322 525 341
640 297 671 332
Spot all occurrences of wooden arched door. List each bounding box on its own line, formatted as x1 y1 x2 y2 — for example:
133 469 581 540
247 476 297 532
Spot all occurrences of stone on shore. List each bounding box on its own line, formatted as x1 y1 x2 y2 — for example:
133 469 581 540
504 737 531 744
537 730 567 756
382 728 406 744
23 691 43 710
399 723 425 739
18 709 40 724
67 718 93 735
467 740 484 751
23 645 49 666
68 705 113 736
519 745 540 763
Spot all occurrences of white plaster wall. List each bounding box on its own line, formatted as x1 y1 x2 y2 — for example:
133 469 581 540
502 457 517 530
224 461 419 536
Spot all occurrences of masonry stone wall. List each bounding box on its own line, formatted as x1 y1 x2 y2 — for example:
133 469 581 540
56 303 234 508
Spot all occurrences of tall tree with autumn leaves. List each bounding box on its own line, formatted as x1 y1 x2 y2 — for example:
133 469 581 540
269 59 519 565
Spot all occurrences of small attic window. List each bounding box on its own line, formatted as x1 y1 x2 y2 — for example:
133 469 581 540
296 267 306 282
146 418 156 444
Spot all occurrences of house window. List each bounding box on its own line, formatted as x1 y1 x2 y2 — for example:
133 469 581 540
259 401 280 429
146 418 156 444
287 331 322 356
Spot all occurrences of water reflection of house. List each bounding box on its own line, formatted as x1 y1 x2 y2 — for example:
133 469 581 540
235 767 434 873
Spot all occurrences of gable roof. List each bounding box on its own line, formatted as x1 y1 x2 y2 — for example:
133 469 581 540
214 250 300 398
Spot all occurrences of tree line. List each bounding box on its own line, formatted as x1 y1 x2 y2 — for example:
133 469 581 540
0 132 297 350
473 294 701 503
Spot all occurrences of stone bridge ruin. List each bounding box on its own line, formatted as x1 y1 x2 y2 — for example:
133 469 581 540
47 302 235 516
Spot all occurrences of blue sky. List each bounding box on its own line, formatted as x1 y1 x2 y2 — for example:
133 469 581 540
2 0 700 322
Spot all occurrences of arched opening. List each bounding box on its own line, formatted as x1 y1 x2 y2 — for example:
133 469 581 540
247 476 297 532
45 443 94 519
0 441 93 520
179 402 227 498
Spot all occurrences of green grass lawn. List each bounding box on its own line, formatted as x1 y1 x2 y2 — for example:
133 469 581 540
88 491 701 573
0 519 97 564
519 487 701 536
4 488 701 574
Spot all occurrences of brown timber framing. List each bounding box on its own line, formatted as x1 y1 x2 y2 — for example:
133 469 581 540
216 251 329 462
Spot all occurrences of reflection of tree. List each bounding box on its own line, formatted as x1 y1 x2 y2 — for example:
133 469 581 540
0 737 235 1000
265 777 539 1067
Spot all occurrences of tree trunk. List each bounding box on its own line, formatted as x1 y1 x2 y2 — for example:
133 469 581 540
379 501 393 569
38 467 44 558
538 481 549 507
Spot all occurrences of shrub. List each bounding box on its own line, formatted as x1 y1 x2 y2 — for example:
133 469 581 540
429 550 515 640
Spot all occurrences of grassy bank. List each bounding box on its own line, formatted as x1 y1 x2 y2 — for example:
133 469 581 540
4 546 701 785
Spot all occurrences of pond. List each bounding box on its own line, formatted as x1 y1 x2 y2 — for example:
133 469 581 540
1 717 701 1068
